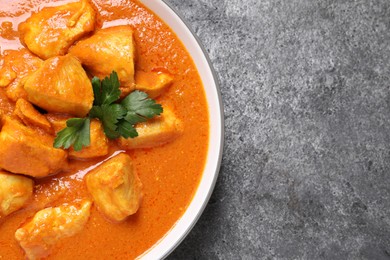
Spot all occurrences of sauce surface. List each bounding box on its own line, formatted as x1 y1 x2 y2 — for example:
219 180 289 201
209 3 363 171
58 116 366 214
0 0 209 258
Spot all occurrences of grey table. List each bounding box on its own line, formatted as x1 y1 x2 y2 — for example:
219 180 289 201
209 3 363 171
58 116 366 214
165 0 390 259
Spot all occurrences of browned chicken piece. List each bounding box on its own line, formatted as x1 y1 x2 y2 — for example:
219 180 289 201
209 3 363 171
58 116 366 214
69 26 136 94
0 116 67 178
14 98 53 134
47 115 109 160
24 54 94 117
85 153 142 222
15 200 92 260
0 49 43 102
0 170 33 219
69 119 108 159
118 107 183 149
18 0 96 59
46 114 70 133
0 88 14 117
135 71 174 99
0 62 16 87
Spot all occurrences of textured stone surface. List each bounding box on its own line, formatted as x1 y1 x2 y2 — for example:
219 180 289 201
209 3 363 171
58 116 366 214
164 0 390 259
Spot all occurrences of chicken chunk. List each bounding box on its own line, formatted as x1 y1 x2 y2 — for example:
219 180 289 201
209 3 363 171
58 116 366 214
46 114 70 133
15 200 91 260
0 62 16 87
0 116 67 178
0 88 14 117
85 153 142 222
24 54 94 117
0 170 33 218
69 119 108 159
69 26 136 94
118 107 183 149
47 116 109 160
14 98 53 134
18 0 96 59
0 49 43 102
135 71 174 99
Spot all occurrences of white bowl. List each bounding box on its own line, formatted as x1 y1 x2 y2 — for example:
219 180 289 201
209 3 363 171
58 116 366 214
138 1 224 259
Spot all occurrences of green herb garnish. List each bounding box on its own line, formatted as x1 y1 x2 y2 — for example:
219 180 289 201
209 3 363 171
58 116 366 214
54 71 163 151
54 118 90 151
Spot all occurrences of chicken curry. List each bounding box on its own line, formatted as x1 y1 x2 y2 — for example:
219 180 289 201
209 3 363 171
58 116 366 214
0 0 209 259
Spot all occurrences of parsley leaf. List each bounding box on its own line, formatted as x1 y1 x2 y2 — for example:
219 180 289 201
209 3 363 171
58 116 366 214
117 119 138 138
53 71 163 151
54 118 90 151
121 90 163 124
90 104 127 139
91 77 103 106
92 72 121 106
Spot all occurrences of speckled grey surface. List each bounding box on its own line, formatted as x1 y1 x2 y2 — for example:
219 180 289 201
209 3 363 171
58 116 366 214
164 0 390 259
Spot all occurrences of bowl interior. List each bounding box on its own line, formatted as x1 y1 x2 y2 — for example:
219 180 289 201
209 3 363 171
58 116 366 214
138 0 224 259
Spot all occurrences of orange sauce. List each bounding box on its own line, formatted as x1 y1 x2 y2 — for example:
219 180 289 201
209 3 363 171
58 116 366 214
0 0 209 258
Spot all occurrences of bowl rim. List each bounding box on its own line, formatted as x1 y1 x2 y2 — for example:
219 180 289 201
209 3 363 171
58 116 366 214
138 0 224 259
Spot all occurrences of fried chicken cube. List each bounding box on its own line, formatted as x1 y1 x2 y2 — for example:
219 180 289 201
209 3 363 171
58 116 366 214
0 63 16 87
0 116 67 178
15 200 92 260
0 170 33 218
69 26 136 93
85 153 142 222
135 71 174 99
118 107 183 149
46 114 70 133
24 54 93 117
18 0 96 59
0 49 43 102
0 88 14 117
46 116 109 159
14 98 53 133
69 119 108 159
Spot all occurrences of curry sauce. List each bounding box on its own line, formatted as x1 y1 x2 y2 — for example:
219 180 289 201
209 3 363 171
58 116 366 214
0 0 209 258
